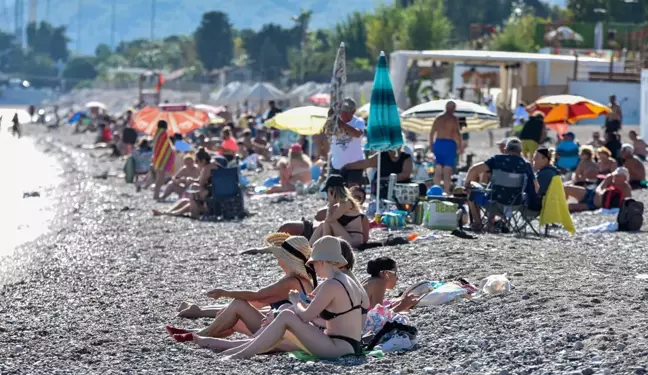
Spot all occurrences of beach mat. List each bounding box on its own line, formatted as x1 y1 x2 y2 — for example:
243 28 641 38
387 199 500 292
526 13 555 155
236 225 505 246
288 349 384 361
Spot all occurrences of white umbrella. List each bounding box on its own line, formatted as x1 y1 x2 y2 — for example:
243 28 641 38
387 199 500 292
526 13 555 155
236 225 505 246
85 101 106 110
545 26 584 43
241 82 286 102
401 99 499 134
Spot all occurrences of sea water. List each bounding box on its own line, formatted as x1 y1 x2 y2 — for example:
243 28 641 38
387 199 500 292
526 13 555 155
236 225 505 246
0 109 62 255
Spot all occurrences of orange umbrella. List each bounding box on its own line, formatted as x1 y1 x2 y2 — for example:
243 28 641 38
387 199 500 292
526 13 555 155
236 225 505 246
132 104 209 135
527 95 611 124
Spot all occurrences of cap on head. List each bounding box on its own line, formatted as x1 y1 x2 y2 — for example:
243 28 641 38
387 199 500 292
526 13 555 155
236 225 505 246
341 98 356 113
505 137 522 153
563 132 575 139
290 143 302 153
497 138 508 146
321 174 346 192
536 147 551 161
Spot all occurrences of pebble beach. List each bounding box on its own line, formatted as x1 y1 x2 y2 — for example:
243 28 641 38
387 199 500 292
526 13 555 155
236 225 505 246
0 121 647 375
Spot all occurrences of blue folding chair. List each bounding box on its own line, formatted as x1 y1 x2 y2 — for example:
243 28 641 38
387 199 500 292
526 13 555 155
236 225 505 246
205 167 245 220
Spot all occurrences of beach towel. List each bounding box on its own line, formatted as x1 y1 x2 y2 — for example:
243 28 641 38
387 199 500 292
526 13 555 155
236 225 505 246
152 129 175 172
540 175 575 234
288 349 384 361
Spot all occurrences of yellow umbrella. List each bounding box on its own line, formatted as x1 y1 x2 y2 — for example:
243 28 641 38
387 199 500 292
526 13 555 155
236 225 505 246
264 106 328 135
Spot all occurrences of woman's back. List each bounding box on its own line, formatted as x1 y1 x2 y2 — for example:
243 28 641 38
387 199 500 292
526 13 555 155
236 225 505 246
320 272 365 339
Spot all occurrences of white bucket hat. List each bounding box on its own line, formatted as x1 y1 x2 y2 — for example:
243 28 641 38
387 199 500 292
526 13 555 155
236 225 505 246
307 236 348 267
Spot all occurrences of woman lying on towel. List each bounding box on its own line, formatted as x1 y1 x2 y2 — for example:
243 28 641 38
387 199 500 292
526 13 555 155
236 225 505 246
564 167 632 212
271 185 369 247
193 236 369 360
152 148 225 218
167 236 315 340
307 175 369 248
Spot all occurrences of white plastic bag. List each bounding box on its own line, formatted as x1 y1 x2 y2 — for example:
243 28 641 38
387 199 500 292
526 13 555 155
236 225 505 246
478 274 512 295
417 283 467 306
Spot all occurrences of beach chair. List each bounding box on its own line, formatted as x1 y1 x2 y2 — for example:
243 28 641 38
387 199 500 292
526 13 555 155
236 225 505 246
480 169 528 236
204 166 246 221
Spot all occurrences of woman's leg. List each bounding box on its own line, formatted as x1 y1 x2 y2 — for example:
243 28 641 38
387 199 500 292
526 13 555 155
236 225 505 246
154 169 166 200
323 221 360 247
177 303 222 319
153 199 190 216
193 336 253 351
160 181 183 201
278 222 305 236
196 299 264 337
221 310 353 359
308 224 327 245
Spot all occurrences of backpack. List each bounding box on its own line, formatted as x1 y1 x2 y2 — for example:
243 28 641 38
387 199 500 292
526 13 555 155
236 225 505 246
617 198 644 231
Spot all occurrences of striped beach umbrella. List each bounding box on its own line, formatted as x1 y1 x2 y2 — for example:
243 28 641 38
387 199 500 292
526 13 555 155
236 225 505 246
401 99 499 135
133 104 209 136
366 51 403 152
526 95 611 124
366 51 403 213
325 42 346 137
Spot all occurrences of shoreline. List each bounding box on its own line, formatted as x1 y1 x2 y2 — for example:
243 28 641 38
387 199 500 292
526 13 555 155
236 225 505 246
0 124 646 374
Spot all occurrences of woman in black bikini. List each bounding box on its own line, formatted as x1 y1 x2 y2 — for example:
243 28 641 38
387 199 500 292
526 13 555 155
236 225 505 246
166 236 315 341
308 175 367 247
212 236 368 360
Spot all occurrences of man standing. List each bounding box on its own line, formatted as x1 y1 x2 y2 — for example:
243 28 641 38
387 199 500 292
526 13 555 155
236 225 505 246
430 101 462 194
330 98 365 186
604 95 622 134
519 112 546 159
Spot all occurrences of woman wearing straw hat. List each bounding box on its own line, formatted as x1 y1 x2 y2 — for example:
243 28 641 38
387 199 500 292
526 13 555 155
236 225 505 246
211 236 368 360
167 236 315 341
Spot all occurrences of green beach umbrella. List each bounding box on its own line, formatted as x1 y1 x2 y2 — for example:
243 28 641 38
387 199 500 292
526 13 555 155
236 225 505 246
366 51 404 212
366 51 403 152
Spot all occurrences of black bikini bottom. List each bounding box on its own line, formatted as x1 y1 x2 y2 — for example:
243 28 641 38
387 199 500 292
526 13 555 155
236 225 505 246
329 334 363 355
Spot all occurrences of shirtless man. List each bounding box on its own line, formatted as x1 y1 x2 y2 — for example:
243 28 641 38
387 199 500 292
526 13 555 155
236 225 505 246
429 101 462 194
565 167 632 212
620 143 646 188
604 95 622 134
628 130 647 161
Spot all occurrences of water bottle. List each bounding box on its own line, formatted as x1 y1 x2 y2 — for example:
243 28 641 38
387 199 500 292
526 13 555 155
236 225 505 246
387 173 397 202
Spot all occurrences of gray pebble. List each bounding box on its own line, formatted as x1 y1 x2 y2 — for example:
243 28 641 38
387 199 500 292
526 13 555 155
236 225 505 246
617 343 626 351
423 367 435 374
574 341 584 350
582 368 595 375
498 371 509 375
603 369 612 375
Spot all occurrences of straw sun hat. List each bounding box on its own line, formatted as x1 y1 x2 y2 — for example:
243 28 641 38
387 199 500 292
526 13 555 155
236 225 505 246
307 236 348 267
260 235 313 278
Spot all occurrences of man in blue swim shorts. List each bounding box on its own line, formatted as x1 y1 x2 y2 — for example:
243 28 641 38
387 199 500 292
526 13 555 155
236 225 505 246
429 101 462 194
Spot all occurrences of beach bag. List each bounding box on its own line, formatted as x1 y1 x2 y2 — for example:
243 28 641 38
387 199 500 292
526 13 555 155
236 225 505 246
602 186 624 209
617 198 644 231
124 157 135 183
423 200 459 231
417 283 468 306
364 321 418 351
392 183 421 205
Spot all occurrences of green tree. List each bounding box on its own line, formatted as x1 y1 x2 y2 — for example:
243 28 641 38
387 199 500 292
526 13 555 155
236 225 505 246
194 11 234 71
331 11 370 61
63 56 98 81
399 0 452 50
365 3 403 56
50 26 70 62
490 14 539 52
95 43 112 62
243 24 294 81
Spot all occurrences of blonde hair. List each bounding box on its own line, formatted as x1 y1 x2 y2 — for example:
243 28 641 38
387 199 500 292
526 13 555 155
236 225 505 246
580 145 594 158
597 146 612 157
288 148 312 168
328 185 361 211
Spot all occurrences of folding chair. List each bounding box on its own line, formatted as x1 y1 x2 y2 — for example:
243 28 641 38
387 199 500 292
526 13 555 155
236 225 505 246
204 166 246 221
480 169 529 236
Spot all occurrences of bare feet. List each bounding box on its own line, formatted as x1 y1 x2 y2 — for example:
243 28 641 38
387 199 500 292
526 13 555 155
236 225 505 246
177 304 203 318
176 301 190 312
152 209 163 216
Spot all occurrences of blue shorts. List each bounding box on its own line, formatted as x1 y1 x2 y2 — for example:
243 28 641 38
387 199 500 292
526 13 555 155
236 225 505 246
581 188 597 210
434 139 457 168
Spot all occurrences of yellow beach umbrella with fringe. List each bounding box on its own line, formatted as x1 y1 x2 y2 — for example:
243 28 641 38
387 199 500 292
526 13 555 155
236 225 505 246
263 105 328 136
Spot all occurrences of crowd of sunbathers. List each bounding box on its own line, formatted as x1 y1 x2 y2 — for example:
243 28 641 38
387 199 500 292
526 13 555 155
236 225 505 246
165 234 418 359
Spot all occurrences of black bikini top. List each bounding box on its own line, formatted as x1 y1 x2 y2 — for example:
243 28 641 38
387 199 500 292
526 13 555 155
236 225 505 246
337 214 363 227
320 278 368 321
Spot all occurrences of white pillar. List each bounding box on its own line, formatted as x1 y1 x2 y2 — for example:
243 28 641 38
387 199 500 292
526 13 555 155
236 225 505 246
640 70 648 139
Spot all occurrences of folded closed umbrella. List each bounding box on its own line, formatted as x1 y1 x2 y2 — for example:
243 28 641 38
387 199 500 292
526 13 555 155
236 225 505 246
366 51 403 152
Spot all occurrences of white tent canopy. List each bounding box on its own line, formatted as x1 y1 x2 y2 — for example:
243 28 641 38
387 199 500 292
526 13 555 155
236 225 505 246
232 82 286 103
402 99 497 119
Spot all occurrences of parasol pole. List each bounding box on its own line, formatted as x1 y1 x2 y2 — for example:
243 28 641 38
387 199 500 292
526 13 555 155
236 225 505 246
376 152 382 214
325 42 346 186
